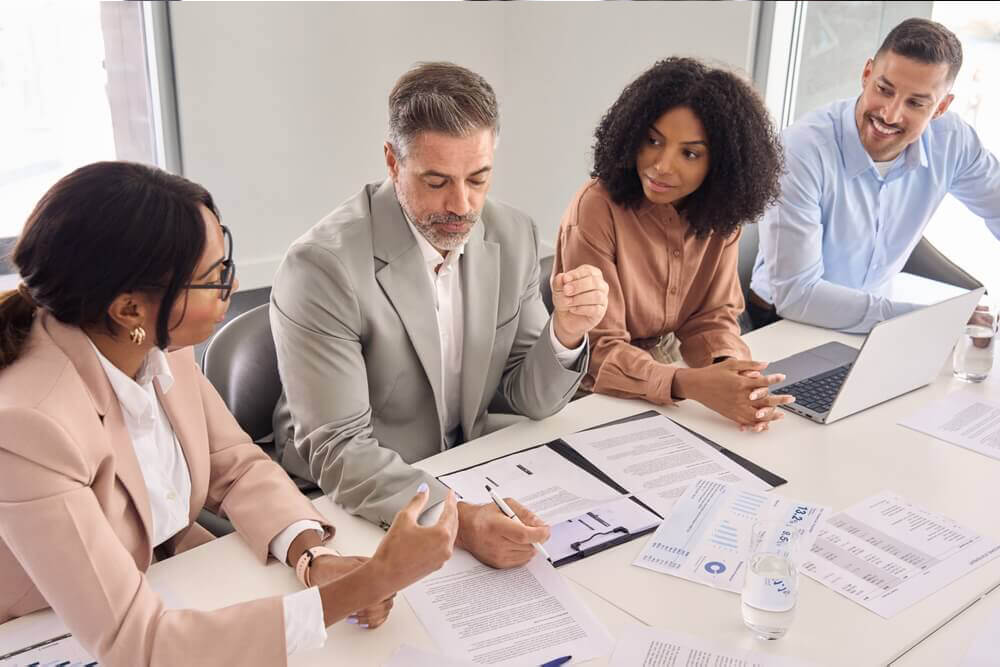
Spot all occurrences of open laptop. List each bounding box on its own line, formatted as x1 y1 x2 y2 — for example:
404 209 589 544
767 287 985 424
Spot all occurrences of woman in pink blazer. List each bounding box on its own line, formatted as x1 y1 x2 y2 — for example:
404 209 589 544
0 162 459 666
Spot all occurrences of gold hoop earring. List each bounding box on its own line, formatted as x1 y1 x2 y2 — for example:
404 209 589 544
129 326 147 346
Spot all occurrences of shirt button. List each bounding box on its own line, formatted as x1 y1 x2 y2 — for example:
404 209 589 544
669 287 678 295
672 250 680 258
166 490 177 501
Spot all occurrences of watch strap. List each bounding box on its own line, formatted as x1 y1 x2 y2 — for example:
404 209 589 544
294 545 338 587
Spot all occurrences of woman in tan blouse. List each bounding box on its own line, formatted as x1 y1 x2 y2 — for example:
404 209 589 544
555 58 791 432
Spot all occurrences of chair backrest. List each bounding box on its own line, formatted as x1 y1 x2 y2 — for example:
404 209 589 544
737 223 759 304
902 236 983 290
539 254 555 314
736 223 760 332
201 304 281 443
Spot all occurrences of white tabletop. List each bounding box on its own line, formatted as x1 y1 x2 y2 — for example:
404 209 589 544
893 580 1000 666
2 319 998 666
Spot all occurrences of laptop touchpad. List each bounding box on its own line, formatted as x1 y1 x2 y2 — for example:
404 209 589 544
767 342 859 387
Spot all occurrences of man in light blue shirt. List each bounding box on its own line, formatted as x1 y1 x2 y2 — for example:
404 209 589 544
750 17 1000 333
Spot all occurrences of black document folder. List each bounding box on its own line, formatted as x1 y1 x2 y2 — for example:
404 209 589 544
438 410 787 567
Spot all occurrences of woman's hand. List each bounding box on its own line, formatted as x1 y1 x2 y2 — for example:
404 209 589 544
368 485 460 592
308 555 394 629
672 359 794 431
316 486 459 627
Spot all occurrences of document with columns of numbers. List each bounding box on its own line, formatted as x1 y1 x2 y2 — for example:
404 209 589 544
801 491 1000 618
402 550 613 666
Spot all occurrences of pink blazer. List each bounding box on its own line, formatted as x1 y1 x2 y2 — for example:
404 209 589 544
0 311 334 666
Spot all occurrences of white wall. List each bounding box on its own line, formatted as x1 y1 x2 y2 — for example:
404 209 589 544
170 1 757 289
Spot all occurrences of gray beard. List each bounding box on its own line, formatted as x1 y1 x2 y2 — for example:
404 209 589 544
399 199 481 251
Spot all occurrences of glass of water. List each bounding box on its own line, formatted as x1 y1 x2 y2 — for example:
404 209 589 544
741 520 803 640
953 303 997 382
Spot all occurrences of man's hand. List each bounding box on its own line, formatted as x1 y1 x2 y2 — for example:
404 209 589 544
672 359 794 432
551 264 609 349
309 555 395 629
969 305 996 349
455 499 550 569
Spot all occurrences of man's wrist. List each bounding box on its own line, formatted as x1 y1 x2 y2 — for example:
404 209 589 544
454 501 476 551
552 319 583 349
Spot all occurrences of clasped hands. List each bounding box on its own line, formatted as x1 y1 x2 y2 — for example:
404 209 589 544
673 359 796 432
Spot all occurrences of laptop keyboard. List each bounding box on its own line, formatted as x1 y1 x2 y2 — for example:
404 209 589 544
772 363 853 414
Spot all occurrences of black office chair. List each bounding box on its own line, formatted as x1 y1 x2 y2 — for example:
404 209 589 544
197 304 286 536
902 236 984 291
202 304 282 445
539 254 555 314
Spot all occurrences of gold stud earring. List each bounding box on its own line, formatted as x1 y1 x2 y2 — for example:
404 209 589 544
129 326 147 346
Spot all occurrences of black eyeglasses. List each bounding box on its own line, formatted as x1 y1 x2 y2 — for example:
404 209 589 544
144 225 236 301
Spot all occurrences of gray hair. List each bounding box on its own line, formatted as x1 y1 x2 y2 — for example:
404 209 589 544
387 62 500 159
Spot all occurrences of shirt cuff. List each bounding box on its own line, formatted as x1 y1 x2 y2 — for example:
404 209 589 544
549 323 586 368
282 586 327 655
418 500 446 526
269 520 325 565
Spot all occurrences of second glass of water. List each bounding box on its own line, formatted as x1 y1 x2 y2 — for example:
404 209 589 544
953 304 997 382
741 520 803 640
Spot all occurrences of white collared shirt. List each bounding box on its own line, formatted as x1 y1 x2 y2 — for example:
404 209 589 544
405 218 467 446
403 216 585 447
403 216 586 526
91 342 326 655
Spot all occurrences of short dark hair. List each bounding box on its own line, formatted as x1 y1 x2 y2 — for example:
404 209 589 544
0 161 216 369
591 57 782 238
387 61 499 158
875 18 963 83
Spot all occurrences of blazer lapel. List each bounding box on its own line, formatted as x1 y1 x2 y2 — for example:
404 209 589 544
42 314 155 556
459 223 500 439
370 180 446 427
155 368 208 524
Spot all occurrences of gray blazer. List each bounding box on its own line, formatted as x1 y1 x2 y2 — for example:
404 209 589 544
271 180 587 527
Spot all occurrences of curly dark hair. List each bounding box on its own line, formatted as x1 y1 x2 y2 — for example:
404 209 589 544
591 57 782 238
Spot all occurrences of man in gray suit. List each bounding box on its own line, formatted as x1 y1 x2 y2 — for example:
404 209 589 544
271 62 609 569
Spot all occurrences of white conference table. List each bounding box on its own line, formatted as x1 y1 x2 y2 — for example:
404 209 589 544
2 319 999 666
892 579 1000 665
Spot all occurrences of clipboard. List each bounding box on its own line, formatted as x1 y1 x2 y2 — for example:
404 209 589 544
438 410 787 567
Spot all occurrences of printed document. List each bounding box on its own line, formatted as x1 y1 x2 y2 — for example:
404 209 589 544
562 414 769 517
634 478 828 593
610 626 815 667
801 491 1000 618
402 550 613 666
899 389 1000 461
439 445 624 524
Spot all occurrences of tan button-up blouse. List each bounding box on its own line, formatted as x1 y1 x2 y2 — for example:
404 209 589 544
554 180 750 406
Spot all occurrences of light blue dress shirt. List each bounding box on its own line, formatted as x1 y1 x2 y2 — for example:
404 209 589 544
750 97 1000 333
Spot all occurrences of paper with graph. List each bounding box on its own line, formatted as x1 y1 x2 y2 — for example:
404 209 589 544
633 478 828 593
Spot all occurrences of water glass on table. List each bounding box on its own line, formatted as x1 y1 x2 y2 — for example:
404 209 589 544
741 520 803 640
953 303 997 382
